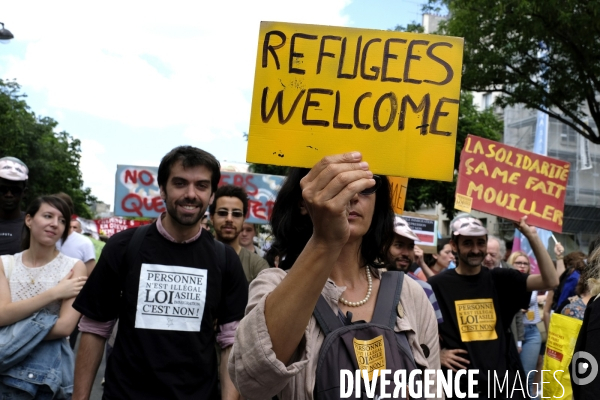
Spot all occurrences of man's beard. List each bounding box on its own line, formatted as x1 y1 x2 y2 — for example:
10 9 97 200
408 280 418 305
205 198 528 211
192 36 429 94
216 223 239 244
165 197 205 227
391 256 411 272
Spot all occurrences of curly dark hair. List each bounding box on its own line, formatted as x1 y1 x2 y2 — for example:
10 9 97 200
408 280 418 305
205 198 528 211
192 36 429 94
208 185 249 217
565 251 586 273
265 168 395 271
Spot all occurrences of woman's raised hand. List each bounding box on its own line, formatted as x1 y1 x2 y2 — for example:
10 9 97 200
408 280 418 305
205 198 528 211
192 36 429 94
300 153 375 247
52 270 87 300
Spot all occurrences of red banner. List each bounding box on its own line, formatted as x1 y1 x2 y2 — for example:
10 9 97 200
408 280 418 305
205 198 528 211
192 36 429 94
455 135 570 232
95 217 152 237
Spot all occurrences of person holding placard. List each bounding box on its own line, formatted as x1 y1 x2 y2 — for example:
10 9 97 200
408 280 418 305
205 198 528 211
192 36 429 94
229 153 441 399
429 214 558 399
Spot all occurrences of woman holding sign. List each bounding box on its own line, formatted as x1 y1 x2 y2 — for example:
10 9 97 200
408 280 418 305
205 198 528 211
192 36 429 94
229 153 441 399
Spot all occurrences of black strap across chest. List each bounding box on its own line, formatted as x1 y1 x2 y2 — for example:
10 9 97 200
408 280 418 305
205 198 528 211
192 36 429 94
313 270 405 335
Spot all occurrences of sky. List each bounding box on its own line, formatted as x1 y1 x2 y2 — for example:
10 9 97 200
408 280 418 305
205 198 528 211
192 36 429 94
0 0 424 207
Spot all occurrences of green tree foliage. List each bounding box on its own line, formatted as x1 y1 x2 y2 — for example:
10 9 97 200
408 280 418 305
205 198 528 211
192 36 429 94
404 92 503 219
0 79 96 218
425 0 600 144
392 21 425 33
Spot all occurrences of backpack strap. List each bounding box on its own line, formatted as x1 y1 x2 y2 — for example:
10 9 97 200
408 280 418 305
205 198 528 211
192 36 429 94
313 295 345 336
372 271 418 367
213 239 226 270
371 270 404 329
125 224 152 269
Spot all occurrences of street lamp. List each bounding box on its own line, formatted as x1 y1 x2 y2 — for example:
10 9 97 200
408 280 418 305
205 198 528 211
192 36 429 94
0 22 14 41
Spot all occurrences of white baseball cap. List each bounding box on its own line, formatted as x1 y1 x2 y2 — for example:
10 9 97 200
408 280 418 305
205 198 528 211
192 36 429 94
0 157 28 181
451 215 488 237
393 216 419 241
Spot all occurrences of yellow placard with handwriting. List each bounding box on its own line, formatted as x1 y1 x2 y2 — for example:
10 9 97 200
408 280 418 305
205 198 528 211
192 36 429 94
455 299 498 342
247 21 464 181
353 335 386 381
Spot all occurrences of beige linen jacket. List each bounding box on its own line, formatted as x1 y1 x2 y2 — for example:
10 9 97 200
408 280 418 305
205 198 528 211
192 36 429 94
229 268 442 400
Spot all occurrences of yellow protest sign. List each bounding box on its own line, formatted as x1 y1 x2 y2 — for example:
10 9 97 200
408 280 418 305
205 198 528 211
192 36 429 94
247 21 464 181
455 298 498 342
353 335 386 381
388 176 408 214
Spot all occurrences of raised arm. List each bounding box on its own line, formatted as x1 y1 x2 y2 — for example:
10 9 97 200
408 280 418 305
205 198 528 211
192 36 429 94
554 241 565 277
516 217 559 291
265 152 375 364
0 258 87 327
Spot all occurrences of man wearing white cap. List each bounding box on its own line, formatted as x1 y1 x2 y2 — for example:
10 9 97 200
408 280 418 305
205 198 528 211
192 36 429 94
387 215 443 324
429 214 558 399
0 156 29 255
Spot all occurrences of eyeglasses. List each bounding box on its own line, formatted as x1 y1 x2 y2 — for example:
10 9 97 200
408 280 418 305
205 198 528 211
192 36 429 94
215 210 244 218
359 175 381 195
0 185 23 195
514 261 530 266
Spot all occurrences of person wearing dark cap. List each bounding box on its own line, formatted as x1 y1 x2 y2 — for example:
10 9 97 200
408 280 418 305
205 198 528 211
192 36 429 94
0 156 29 255
429 214 558 399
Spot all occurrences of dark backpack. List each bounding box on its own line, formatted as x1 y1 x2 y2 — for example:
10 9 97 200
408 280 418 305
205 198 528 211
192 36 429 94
313 271 421 400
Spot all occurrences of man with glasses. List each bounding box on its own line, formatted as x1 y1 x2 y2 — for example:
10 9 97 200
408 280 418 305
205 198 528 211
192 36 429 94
0 156 28 256
209 185 269 283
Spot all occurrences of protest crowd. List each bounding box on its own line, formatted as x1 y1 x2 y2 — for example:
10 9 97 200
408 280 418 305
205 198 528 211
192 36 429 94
1 22 599 400
1 144 599 400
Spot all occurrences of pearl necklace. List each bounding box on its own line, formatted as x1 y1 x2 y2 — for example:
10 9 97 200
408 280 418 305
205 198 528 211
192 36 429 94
338 267 372 307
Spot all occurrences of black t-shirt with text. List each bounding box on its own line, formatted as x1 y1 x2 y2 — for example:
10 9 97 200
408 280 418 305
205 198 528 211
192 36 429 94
429 267 530 399
73 224 248 400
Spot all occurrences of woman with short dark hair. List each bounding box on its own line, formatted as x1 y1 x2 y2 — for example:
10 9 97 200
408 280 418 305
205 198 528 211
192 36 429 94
0 195 87 398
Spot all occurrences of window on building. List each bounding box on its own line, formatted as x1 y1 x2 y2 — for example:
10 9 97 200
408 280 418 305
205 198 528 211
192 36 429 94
482 93 493 110
560 123 578 147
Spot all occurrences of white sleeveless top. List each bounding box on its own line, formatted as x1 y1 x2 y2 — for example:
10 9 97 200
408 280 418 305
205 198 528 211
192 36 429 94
8 251 78 315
